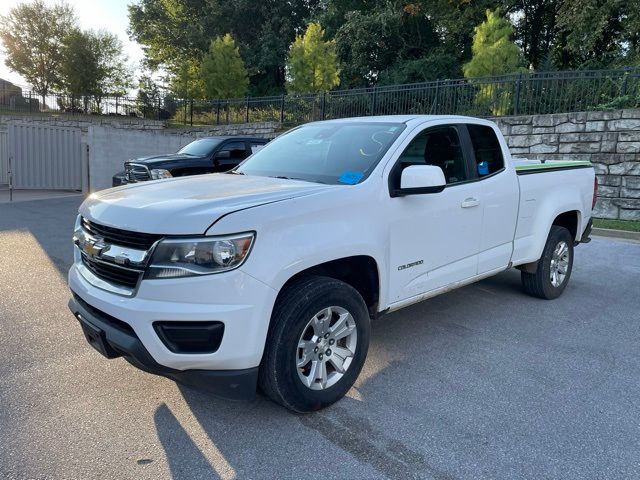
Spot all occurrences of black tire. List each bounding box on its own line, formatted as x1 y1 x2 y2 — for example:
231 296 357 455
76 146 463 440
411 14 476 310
521 225 574 300
259 276 370 413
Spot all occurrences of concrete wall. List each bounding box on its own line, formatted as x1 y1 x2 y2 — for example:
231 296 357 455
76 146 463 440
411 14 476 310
494 109 640 220
88 122 279 191
0 114 165 188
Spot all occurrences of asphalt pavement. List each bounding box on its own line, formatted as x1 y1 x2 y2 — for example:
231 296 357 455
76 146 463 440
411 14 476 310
1 196 639 479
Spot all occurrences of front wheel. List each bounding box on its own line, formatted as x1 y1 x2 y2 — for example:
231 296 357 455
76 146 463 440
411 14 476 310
259 276 370 412
521 225 574 300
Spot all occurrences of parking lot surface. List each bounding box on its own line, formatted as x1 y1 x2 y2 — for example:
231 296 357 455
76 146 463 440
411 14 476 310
1 196 639 480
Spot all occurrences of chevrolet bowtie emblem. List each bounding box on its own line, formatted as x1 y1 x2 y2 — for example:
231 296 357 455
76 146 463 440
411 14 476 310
83 237 108 258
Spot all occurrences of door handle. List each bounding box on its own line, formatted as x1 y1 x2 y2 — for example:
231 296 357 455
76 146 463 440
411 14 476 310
461 197 480 208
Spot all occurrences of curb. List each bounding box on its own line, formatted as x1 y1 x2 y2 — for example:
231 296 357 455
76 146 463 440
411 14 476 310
592 227 640 241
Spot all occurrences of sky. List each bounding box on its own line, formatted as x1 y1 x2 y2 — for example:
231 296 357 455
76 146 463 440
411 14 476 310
0 0 145 89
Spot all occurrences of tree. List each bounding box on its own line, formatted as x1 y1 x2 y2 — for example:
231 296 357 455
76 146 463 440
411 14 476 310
60 29 132 112
464 10 525 115
0 0 77 106
286 23 340 94
377 53 460 85
464 10 524 78
331 2 454 87
60 30 100 100
201 34 249 98
556 0 640 68
170 58 205 99
136 75 161 117
128 0 319 95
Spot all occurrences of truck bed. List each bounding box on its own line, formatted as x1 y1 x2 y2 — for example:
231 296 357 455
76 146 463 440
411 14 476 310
511 158 595 267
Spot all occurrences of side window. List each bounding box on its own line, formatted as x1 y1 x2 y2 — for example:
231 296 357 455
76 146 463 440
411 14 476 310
215 141 248 165
467 124 504 177
250 141 266 154
395 126 468 185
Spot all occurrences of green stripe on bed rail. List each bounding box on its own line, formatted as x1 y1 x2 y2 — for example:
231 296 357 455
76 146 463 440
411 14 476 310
515 161 593 174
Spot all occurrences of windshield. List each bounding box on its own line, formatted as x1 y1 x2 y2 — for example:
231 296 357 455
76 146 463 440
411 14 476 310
235 122 405 184
177 138 222 156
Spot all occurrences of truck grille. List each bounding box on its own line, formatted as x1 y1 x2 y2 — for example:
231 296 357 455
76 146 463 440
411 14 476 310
81 218 162 250
125 163 150 182
81 255 142 289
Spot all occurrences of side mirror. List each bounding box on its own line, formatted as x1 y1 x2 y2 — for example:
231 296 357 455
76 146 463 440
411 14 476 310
392 165 446 197
215 150 231 160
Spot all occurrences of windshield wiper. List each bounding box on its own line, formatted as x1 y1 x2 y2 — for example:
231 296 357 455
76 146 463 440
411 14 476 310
269 175 326 184
270 175 295 180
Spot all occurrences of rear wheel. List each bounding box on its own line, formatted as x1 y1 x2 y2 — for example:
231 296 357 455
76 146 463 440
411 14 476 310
521 225 574 300
259 276 370 412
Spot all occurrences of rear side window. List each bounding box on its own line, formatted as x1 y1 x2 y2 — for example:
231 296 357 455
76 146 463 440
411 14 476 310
467 124 504 177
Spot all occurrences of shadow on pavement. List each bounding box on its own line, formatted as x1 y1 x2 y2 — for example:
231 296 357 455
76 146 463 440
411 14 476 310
152 272 530 480
154 404 221 479
0 195 83 279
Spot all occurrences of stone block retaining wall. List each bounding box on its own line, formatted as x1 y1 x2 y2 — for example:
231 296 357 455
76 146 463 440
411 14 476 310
494 109 640 220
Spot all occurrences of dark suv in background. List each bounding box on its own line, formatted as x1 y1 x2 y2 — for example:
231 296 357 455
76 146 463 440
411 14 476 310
112 136 269 187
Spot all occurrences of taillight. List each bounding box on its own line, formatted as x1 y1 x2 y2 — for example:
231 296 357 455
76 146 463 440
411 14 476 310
592 177 598 210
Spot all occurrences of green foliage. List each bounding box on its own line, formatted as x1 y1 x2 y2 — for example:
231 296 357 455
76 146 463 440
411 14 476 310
60 29 132 101
286 23 340 94
464 10 524 78
329 1 500 87
136 75 161 116
128 0 318 95
0 0 76 100
201 34 249 99
463 9 525 116
378 53 460 85
170 58 205 99
593 219 640 232
556 0 640 68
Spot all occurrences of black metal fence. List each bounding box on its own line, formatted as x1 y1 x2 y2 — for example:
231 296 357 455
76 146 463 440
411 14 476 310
2 68 639 125
0 89 144 117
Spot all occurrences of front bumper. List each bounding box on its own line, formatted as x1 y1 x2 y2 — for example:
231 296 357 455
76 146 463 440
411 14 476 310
69 295 258 400
68 261 278 396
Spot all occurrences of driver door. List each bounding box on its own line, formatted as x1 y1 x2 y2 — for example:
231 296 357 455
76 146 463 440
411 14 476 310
386 124 483 304
212 141 249 172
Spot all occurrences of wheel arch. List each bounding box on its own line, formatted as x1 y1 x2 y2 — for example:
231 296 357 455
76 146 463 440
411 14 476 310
275 255 381 318
552 210 581 241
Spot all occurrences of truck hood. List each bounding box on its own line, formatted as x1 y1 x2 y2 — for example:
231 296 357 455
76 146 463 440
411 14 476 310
80 174 335 235
127 153 204 166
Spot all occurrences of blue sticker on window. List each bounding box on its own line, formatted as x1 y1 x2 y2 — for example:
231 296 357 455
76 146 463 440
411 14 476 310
338 171 364 185
478 161 489 176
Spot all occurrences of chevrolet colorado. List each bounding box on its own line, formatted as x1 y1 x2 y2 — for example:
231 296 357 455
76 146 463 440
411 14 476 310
69 115 596 412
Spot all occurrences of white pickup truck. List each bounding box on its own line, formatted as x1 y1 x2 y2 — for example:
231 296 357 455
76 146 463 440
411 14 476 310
69 115 596 412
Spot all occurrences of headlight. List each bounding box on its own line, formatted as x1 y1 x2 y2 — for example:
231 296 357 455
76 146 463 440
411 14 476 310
146 232 255 279
150 168 172 180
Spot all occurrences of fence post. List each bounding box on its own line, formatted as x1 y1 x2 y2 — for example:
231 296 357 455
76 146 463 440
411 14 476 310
157 97 161 120
513 73 523 116
190 99 194 126
321 92 326 120
621 73 629 96
431 82 439 114
115 96 119 115
371 87 377 116
28 92 32 113
216 100 220 124
8 155 12 203
280 94 285 124
226 100 230 124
